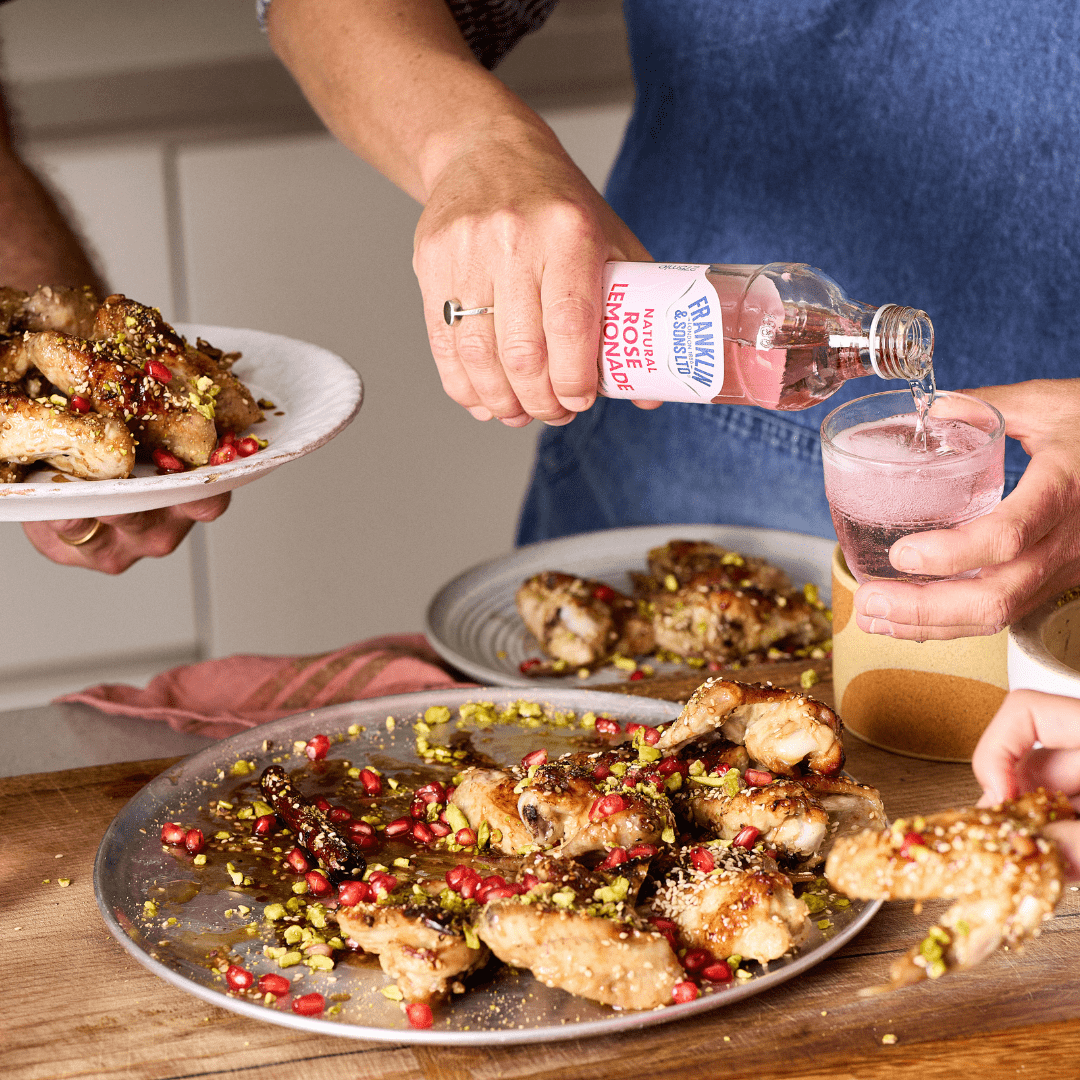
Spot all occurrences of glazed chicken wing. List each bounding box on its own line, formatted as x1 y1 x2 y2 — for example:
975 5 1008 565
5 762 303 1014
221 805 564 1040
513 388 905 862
0 385 134 479
477 857 683 1009
657 677 845 777
648 844 809 964
450 767 537 855
825 790 1074 989
336 893 489 1004
516 571 654 668
646 540 793 593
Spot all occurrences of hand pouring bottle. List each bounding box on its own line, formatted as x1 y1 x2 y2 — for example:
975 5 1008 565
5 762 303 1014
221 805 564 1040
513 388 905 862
597 262 934 410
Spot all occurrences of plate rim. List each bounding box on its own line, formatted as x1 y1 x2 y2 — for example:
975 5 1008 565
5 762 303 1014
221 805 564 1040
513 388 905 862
424 524 836 687
94 686 879 1047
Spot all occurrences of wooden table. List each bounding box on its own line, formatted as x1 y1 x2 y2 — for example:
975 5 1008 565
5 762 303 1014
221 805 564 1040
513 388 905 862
4 661 1078 1080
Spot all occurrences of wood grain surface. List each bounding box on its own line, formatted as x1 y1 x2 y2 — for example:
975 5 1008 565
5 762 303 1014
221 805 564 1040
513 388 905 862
3 661 1078 1080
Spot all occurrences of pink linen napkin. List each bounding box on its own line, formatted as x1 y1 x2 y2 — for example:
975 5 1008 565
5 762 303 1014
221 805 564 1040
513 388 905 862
56 634 472 740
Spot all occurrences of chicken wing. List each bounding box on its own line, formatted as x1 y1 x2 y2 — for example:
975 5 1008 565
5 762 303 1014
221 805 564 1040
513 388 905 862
657 677 845 777
516 571 654 668
336 893 489 1004
646 540 793 593
477 857 683 1009
0 385 134 479
825 790 1075 988
450 767 537 855
647 843 810 964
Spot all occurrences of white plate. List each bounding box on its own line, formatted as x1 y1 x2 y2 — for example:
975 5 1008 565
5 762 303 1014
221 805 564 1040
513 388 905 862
94 688 879 1045
0 324 362 521
425 525 835 687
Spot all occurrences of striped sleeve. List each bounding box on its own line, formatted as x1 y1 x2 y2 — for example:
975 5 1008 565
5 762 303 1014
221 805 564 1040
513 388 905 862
256 1 560 70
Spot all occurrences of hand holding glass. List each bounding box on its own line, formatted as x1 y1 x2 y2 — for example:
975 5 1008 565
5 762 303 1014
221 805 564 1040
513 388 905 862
821 390 1005 584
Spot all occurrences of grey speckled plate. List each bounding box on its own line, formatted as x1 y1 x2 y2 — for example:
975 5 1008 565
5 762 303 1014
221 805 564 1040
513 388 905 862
0 324 362 521
94 687 878 1046
425 525 835 687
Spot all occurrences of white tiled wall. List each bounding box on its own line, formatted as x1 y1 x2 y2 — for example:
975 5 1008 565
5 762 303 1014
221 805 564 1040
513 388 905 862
0 101 632 704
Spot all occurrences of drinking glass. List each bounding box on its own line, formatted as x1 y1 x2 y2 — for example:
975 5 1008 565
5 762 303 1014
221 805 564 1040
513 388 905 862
820 389 1005 584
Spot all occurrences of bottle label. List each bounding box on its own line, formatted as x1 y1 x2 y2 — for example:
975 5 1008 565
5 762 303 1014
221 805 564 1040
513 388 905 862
598 263 724 402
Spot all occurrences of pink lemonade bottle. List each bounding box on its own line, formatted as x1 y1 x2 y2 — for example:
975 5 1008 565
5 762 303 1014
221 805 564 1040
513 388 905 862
596 262 934 410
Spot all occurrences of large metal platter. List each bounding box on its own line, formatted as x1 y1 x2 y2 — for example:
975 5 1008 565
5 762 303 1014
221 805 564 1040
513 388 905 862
94 687 879 1046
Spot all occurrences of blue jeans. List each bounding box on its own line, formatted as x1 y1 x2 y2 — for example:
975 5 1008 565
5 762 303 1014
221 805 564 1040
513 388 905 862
516 398 1023 546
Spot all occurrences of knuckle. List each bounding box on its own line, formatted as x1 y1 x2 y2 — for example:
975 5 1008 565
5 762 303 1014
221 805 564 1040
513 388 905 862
992 518 1028 564
499 335 547 378
974 587 1014 630
544 293 600 342
455 335 499 370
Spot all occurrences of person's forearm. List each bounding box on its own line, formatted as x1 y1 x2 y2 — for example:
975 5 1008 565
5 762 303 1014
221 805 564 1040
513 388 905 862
266 0 557 202
0 90 105 293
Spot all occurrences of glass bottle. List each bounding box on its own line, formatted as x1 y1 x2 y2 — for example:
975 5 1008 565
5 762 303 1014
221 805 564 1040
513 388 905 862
597 262 934 410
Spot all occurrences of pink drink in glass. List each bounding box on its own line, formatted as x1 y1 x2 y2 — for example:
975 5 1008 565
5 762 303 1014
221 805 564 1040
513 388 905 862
821 390 1005 584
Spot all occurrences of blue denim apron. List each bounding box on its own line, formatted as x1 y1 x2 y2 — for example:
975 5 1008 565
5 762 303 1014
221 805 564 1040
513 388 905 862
518 0 1080 544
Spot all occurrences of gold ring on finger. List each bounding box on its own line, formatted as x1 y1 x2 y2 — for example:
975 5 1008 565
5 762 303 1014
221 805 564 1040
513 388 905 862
61 519 104 546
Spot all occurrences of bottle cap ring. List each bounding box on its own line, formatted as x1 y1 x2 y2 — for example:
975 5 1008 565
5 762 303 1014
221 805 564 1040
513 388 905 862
443 300 495 325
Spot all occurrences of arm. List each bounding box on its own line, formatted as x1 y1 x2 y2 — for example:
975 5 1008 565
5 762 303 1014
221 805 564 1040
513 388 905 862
0 81 230 570
267 0 655 427
853 379 1080 639
971 689 1080 880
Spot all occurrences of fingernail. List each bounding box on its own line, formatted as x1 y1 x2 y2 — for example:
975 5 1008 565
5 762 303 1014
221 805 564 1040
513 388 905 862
559 396 592 412
863 593 891 618
543 413 576 428
467 406 493 421
892 544 923 572
868 619 894 637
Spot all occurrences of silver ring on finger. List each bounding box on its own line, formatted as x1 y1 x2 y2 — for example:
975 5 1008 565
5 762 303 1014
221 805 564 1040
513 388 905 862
443 299 495 325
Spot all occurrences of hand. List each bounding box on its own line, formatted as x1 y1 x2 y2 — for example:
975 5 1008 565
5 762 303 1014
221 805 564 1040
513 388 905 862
972 689 1080 880
413 115 660 427
853 379 1080 639
22 493 231 574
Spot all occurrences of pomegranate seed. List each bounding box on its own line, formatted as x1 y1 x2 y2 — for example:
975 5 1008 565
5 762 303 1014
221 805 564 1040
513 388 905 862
235 436 259 457
410 800 427 820
349 821 375 840
416 781 446 805
594 717 621 735
522 873 540 891
314 797 331 811
368 872 398 896
764 848 778 861
629 670 645 681
519 658 543 674
258 973 291 996
459 873 482 900
69 395 91 413
225 964 254 990
701 961 733 983
220 431 237 446
672 981 699 1003
592 763 612 781
446 865 470 890
160 822 186 845
428 821 451 837
649 916 680 949
627 843 658 860
152 448 184 473
590 793 631 820
743 768 774 787
184 828 205 854
338 880 372 906
383 817 411 838
291 992 325 1016
305 734 330 761
641 726 661 745
482 885 516 901
657 758 687 777
209 445 237 466
412 821 435 844
305 870 332 897
899 831 927 859
455 828 477 847
592 584 616 603
690 847 715 873
145 358 173 383
252 814 276 837
598 847 629 871
327 807 352 823
347 827 379 851
732 826 761 849
285 847 310 874
406 1002 434 1029
626 723 642 735
521 748 548 769
682 948 715 974
358 768 382 796
445 786 456 801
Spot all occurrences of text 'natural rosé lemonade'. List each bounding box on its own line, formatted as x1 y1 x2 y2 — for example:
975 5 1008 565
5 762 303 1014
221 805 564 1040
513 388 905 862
821 392 1005 584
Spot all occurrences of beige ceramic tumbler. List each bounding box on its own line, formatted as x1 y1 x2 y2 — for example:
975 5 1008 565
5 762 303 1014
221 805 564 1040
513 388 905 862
830 545 1008 761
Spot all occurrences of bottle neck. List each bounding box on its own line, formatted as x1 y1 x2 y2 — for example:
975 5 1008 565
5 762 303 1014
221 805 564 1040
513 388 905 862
863 304 934 381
